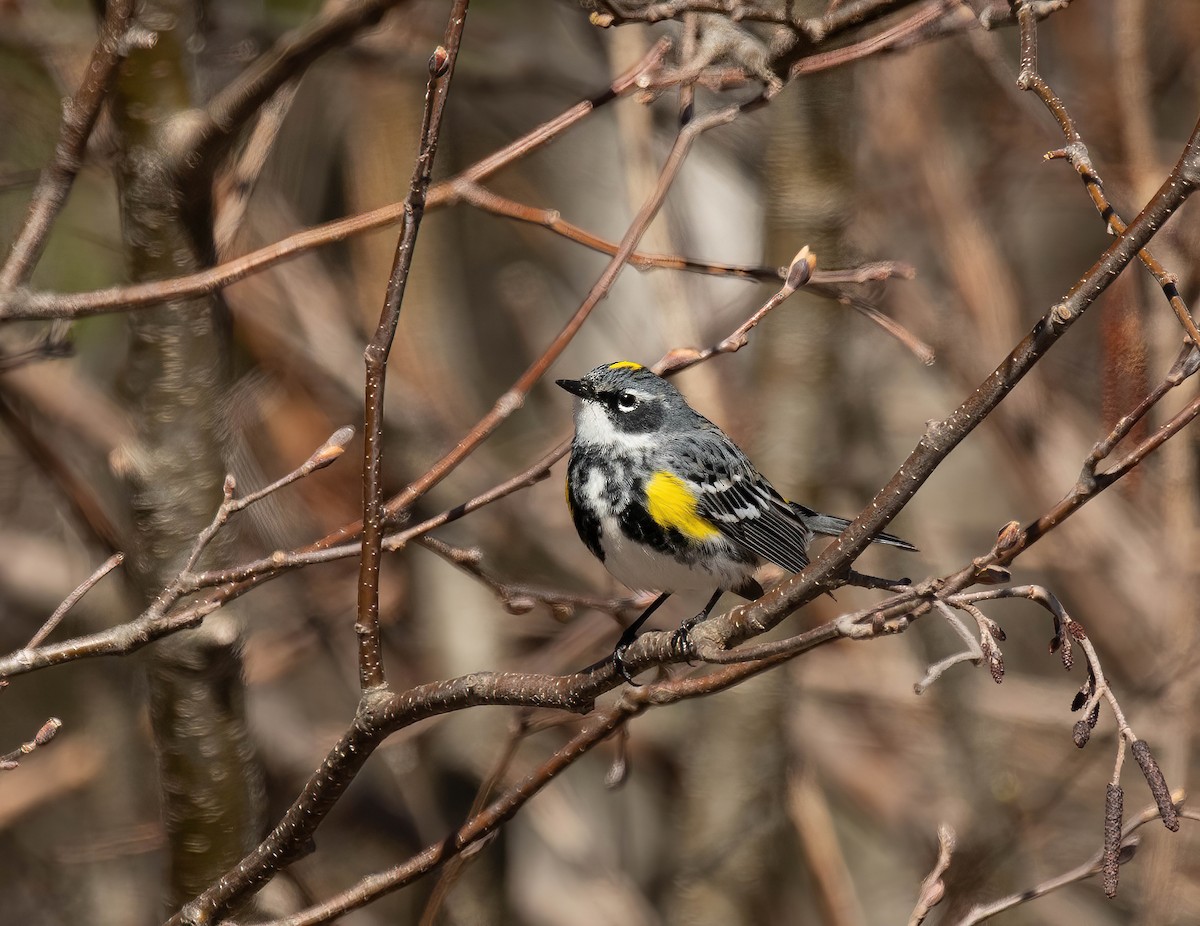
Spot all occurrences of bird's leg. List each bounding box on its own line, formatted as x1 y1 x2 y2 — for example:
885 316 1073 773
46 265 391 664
670 588 724 664
600 591 671 685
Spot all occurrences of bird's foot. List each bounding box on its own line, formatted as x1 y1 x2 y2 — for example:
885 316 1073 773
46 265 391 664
611 642 641 686
670 611 709 665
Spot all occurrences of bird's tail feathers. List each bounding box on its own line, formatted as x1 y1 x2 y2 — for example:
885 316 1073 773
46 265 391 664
790 503 918 552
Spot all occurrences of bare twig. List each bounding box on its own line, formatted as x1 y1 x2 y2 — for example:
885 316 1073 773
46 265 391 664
356 3 468 692
1014 0 1200 345
380 100 746 524
950 801 1193 925
802 0 917 42
907 824 956 926
0 718 63 771
0 0 137 291
22 553 124 652
445 180 927 358
912 600 983 693
174 0 418 177
0 41 671 322
418 536 644 619
791 0 965 79
671 111 1200 672
0 428 352 678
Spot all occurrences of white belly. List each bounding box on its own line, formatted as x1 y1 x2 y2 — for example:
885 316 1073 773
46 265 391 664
598 516 753 593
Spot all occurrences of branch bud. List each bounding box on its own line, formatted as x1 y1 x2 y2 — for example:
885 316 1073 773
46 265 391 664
310 425 355 469
784 246 816 291
34 717 62 746
429 45 450 78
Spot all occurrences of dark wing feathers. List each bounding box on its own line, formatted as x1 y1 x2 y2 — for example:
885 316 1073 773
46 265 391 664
676 432 814 573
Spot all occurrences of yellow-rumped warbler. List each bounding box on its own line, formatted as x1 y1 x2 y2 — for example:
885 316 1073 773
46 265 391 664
557 361 915 681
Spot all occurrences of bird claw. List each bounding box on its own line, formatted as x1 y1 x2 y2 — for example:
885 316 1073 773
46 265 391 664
610 598 714 682
670 612 706 665
612 643 641 686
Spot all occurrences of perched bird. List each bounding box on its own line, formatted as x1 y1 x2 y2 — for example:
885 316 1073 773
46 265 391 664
557 361 915 681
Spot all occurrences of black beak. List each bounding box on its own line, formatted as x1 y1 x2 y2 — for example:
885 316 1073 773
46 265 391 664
556 378 589 399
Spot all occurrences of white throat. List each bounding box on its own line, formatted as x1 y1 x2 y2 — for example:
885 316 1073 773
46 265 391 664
572 400 655 449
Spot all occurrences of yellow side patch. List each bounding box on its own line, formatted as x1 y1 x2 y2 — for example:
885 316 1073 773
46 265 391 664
608 360 643 371
645 471 719 541
564 475 573 516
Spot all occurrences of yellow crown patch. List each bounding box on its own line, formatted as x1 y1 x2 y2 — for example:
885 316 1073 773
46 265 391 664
607 361 643 371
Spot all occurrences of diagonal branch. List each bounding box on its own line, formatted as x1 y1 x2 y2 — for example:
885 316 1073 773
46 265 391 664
671 111 1200 670
0 0 137 291
172 0 417 179
1013 0 1200 344
379 100 747 523
0 40 670 322
951 803 1194 925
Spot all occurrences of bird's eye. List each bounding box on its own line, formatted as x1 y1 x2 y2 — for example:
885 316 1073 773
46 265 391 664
616 391 639 411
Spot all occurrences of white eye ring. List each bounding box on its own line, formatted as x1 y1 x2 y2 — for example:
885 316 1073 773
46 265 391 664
617 391 639 411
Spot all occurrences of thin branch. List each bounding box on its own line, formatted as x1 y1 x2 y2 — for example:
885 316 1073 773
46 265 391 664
417 535 644 618
591 0 799 27
634 0 972 95
454 179 927 357
0 718 63 771
907 824 956 926
173 0 415 177
380 100 747 524
0 40 671 322
802 0 916 42
179 250 822 594
950 802 1194 925
356 3 468 692
912 600 983 693
0 428 353 678
0 0 137 291
791 0 965 79
670 111 1200 671
1084 342 1200 472
1014 0 1200 345
23 553 124 652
